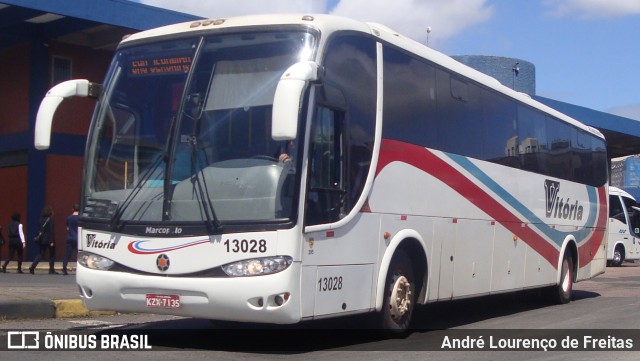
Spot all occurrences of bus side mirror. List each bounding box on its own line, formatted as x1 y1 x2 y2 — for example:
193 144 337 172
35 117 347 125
35 79 101 150
272 61 319 141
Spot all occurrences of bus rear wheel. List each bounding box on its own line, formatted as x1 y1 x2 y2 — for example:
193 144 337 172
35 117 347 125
380 250 415 331
546 252 573 304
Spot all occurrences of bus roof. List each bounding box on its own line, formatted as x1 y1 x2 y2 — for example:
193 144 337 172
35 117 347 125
610 186 636 200
120 13 371 44
120 13 604 141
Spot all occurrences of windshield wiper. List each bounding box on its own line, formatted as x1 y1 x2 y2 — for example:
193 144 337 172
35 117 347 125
110 154 164 231
162 114 179 221
188 134 222 234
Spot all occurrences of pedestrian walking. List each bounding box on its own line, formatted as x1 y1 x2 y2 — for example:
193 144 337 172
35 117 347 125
29 205 57 274
2 212 26 273
0 225 4 263
62 204 80 275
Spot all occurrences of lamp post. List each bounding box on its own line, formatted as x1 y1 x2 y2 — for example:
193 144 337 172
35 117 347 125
512 62 520 90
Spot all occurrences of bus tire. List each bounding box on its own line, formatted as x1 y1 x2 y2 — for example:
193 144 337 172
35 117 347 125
380 250 415 331
547 251 573 304
611 245 624 267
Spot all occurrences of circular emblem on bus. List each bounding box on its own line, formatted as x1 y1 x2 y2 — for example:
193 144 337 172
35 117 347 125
156 254 170 272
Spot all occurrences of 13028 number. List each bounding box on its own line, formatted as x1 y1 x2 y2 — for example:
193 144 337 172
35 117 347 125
318 276 343 292
224 239 267 253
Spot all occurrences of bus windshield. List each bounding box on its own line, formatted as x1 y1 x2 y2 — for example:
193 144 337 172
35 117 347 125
83 31 316 230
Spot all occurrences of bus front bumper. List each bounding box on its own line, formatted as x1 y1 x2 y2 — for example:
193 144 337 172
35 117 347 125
75 263 302 324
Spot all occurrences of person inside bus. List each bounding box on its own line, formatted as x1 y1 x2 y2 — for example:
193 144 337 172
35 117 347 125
277 140 295 166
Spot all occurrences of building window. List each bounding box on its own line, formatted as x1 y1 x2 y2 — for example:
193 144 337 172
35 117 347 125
52 56 72 85
0 150 28 168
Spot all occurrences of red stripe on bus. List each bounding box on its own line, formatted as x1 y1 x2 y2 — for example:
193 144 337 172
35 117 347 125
376 139 606 269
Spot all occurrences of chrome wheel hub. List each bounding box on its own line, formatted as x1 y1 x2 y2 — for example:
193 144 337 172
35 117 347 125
389 275 412 319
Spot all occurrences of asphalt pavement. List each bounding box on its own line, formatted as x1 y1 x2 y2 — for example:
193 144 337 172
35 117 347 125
0 262 114 320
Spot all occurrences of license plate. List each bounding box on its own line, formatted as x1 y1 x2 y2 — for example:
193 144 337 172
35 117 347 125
146 294 181 309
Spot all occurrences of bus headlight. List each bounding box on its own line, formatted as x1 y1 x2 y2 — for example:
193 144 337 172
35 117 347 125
78 251 115 270
222 256 293 277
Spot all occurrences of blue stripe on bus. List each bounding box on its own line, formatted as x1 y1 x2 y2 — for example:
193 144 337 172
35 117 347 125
445 153 599 247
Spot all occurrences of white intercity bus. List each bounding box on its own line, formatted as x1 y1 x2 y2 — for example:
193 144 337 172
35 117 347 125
608 187 640 266
35 14 608 330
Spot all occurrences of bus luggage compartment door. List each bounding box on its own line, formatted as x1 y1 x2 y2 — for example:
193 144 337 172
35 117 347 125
312 264 373 317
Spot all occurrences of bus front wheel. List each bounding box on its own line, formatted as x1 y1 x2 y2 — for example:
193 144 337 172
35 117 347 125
611 245 624 267
380 250 415 330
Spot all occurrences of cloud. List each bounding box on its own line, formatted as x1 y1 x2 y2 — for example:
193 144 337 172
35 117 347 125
544 0 640 18
329 0 493 44
137 0 493 44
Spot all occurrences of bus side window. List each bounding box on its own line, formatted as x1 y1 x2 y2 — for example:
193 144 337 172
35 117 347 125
630 206 640 236
307 34 376 226
622 196 640 236
306 106 345 225
610 195 626 223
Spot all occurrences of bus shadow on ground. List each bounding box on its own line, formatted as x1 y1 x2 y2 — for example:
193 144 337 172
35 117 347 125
412 289 601 329
115 289 601 352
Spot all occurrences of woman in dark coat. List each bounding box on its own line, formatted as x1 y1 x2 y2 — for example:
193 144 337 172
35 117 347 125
2 212 26 273
29 205 57 274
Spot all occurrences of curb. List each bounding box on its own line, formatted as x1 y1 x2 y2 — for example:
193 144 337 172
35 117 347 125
51 299 116 318
0 299 115 320
0 300 55 320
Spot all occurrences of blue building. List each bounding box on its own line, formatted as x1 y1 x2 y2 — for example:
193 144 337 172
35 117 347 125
452 55 640 160
0 0 200 258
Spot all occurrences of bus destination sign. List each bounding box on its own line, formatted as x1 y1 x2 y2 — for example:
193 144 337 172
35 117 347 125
130 56 192 76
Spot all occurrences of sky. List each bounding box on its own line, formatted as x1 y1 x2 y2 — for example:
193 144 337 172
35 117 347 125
130 0 640 121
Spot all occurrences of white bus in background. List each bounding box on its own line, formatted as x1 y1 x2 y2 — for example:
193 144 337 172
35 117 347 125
608 187 640 266
34 14 608 330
